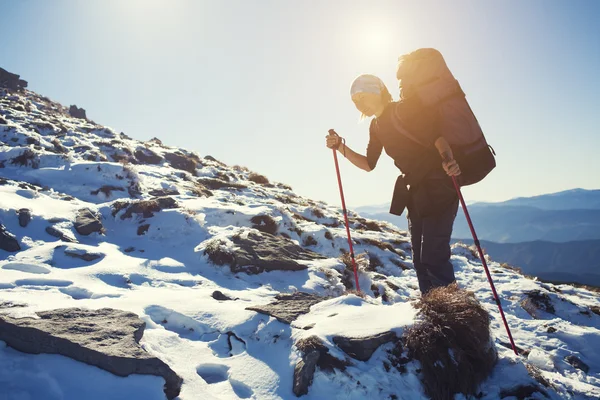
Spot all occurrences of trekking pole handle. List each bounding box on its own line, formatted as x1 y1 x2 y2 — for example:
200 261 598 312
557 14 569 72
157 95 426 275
328 129 343 151
441 151 453 163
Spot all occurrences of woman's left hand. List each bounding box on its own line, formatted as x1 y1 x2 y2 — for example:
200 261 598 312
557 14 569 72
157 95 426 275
442 159 461 176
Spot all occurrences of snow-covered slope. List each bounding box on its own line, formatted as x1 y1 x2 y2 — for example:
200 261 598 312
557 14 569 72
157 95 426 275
1 87 600 399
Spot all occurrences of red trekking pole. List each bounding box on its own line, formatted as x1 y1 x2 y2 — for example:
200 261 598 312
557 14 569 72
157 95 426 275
328 129 361 292
448 174 518 356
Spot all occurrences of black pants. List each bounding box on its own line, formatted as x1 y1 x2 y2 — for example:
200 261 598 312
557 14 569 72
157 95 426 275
407 170 459 294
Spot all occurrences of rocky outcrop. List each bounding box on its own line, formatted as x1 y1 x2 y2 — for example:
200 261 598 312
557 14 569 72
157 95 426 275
69 105 87 119
0 308 183 399
74 208 104 235
205 231 325 275
0 67 28 90
164 151 200 174
247 292 326 324
134 148 162 165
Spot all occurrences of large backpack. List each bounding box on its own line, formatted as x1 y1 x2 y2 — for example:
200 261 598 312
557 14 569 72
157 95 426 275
392 48 496 186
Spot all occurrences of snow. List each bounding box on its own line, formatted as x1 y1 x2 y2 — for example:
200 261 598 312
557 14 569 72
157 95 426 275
1 89 600 399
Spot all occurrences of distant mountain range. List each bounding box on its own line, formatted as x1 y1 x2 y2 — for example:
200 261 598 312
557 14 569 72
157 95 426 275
355 188 600 286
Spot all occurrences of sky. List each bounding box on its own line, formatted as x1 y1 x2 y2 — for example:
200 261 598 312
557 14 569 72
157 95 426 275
1 0 599 207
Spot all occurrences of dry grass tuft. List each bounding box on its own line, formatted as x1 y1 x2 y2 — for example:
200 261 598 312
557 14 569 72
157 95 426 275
250 215 278 235
403 283 497 400
203 239 235 266
248 172 270 185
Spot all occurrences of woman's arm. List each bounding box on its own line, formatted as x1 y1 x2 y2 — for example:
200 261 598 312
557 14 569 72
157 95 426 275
326 135 372 172
338 142 372 172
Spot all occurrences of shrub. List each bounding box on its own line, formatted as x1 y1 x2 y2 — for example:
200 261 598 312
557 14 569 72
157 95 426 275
248 172 270 185
403 283 497 400
250 215 278 235
303 235 318 247
203 239 235 266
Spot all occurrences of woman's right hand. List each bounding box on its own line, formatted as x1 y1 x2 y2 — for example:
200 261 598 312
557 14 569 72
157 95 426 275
326 133 342 150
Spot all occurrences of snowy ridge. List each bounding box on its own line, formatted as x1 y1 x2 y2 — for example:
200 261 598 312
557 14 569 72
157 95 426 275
1 88 600 399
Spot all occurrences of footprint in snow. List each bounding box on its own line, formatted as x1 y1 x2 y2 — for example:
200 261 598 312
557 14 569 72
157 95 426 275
196 363 230 384
59 286 121 300
196 364 254 399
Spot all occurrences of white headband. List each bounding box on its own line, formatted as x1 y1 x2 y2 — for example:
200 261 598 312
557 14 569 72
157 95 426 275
350 74 384 96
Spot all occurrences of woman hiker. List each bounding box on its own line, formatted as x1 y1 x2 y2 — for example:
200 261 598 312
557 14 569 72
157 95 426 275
326 73 461 295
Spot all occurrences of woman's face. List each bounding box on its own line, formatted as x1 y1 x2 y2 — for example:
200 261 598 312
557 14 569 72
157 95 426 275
351 92 383 117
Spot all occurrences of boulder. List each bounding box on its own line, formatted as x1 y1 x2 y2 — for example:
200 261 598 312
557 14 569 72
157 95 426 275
212 291 234 301
0 308 182 399
45 226 77 243
332 331 397 361
17 208 32 227
0 224 20 252
74 208 104 235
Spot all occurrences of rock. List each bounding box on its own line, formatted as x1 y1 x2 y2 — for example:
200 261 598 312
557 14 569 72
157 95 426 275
197 177 247 191
565 355 589 374
212 291 233 301
226 231 325 274
521 290 555 319
0 308 182 399
149 188 180 197
246 292 326 324
74 208 104 235
293 350 320 397
332 332 397 361
547 326 557 334
113 197 179 220
45 226 77 243
137 224 150 235
17 208 32 227
63 246 104 262
134 148 163 165
0 67 28 90
164 152 199 175
69 105 87 119
0 224 20 252
500 384 548 400
292 335 350 397
250 215 278 235
90 185 125 197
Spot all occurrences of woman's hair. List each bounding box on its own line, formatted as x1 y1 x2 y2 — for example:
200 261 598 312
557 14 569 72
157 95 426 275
359 84 393 121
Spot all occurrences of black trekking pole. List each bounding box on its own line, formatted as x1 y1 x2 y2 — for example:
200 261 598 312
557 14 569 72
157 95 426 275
447 173 518 355
328 129 361 292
